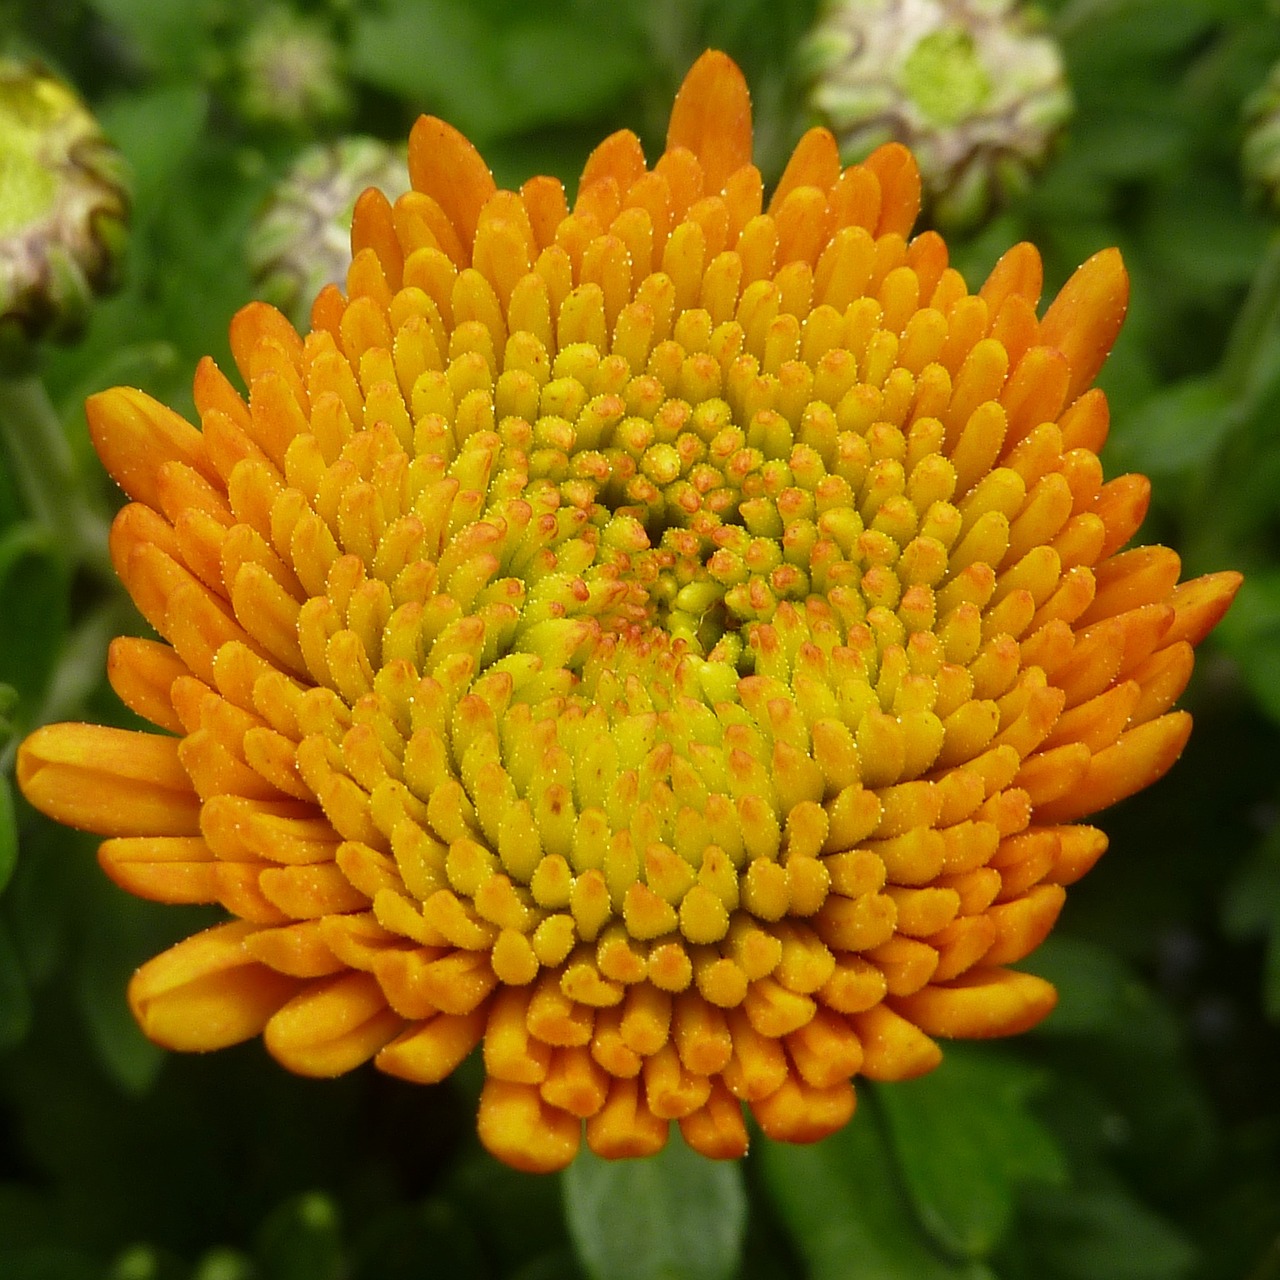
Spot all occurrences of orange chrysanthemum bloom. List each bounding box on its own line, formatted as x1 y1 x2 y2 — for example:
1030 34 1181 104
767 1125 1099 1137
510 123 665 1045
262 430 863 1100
17 52 1239 1172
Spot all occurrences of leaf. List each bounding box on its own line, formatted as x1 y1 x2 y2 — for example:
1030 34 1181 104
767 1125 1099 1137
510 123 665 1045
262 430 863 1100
1021 1185 1197 1280
351 0 645 144
562 1132 747 1280
0 526 71 709
0 914 32 1051
758 1105 994 1280
0 772 16 897
256 1193 344 1280
1021 936 1149 1037
1111 376 1238 476
876 1048 1067 1260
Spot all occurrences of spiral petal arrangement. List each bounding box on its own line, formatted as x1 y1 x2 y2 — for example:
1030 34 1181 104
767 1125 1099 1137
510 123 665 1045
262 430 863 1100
17 51 1240 1172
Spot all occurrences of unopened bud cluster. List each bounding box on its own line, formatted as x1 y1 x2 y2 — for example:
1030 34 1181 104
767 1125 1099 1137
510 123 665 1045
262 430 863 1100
0 60 128 364
804 0 1071 228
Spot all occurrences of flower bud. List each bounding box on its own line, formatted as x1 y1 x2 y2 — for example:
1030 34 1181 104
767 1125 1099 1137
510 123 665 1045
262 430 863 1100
0 60 129 367
233 6 351 132
247 137 408 328
1243 62 1280 216
804 0 1072 229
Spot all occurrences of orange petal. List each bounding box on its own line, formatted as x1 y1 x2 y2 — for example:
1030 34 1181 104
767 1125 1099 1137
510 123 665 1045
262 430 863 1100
679 1079 749 1159
666 50 753 194
891 966 1057 1038
86 387 213 508
129 921 301 1051
1032 711 1192 824
585 1077 669 1158
98 836 218 904
581 128 648 197
852 1003 942 1080
17 723 200 837
264 971 404 1076
862 143 921 238
106 636 188 734
478 1079 582 1173
769 126 841 212
407 115 497 254
1039 247 1129 403
979 242 1044 313
351 187 404 291
751 1073 856 1144
376 1008 488 1084
981 883 1067 965
1165 571 1243 646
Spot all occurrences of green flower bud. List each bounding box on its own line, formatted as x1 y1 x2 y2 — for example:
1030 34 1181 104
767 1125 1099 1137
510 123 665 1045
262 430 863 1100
234 6 351 131
247 137 408 328
0 60 129 367
803 0 1073 229
1243 62 1280 216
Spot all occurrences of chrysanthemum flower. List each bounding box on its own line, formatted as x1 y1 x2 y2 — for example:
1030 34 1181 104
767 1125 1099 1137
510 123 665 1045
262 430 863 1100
17 52 1239 1173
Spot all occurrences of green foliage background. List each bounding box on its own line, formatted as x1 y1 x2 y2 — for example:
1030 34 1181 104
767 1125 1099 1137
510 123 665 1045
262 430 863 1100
1 0 1279 1277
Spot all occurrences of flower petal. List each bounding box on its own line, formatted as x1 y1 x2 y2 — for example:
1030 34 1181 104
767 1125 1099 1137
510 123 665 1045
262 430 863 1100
666 50 752 194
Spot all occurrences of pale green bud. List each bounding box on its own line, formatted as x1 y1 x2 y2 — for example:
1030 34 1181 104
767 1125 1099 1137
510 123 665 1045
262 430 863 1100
248 137 408 328
0 60 129 367
1243 62 1280 216
234 6 351 132
803 0 1073 229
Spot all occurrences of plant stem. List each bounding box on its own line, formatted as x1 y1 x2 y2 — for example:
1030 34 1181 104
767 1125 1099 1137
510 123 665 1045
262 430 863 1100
0 375 113 582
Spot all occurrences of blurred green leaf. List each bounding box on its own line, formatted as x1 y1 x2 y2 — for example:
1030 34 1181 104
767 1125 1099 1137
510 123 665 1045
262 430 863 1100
563 1133 746 1280
98 84 209 214
0 526 71 708
351 0 645 143
1223 823 1280 1018
1110 376 1236 476
1021 1185 1197 1280
1023 936 1147 1036
350 1198 489 1280
876 1049 1066 1260
0 772 16 897
759 1106 993 1280
0 914 32 1050
256 1192 344 1280
84 0 212 77
0 1247 100 1280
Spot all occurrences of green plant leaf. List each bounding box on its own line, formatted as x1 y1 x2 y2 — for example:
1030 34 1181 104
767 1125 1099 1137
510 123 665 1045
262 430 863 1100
876 1048 1067 1260
351 0 644 144
759 1105 993 1280
0 914 32 1051
562 1133 746 1280
1111 377 1237 476
1021 1185 1197 1280
256 1192 344 1280
0 772 16 897
0 526 70 709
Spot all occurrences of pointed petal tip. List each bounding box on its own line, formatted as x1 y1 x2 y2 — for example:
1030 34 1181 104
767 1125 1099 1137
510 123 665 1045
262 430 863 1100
667 50 753 193
1041 247 1131 402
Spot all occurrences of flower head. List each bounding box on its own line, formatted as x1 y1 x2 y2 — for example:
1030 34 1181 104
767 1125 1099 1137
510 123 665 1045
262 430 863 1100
805 0 1072 228
17 52 1239 1172
0 59 129 365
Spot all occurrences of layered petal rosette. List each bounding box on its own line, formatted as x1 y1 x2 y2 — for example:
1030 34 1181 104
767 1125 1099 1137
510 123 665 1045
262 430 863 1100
17 52 1240 1172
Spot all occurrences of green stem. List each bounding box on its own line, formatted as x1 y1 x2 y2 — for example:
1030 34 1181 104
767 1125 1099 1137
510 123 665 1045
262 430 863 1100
0 374 113 582
1220 230 1280 400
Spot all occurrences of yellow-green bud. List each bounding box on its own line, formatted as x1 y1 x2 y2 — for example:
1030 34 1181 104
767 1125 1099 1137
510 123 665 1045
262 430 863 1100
234 6 351 131
0 60 129 366
1244 62 1280 216
248 137 408 327
803 0 1072 229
